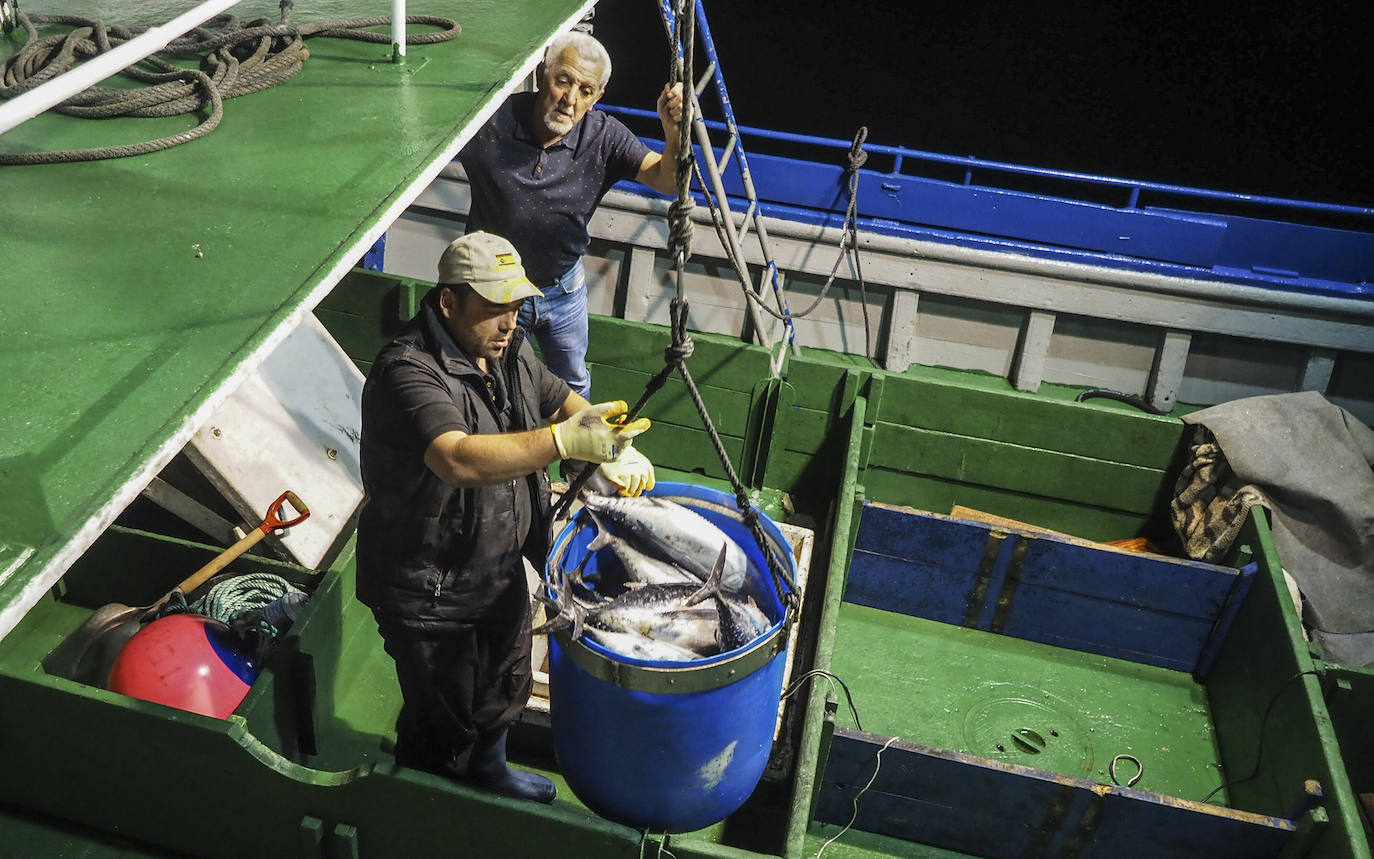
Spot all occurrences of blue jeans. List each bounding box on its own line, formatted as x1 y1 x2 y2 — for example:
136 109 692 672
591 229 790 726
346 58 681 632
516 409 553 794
518 259 590 399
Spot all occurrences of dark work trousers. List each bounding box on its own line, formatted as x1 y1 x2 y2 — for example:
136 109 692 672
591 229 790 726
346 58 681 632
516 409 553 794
372 580 534 780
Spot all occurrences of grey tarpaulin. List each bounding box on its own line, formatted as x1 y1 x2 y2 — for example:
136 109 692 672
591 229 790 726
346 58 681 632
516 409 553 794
1170 391 1374 666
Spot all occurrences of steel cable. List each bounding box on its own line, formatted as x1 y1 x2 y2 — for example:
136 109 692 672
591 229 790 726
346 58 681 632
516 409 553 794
0 7 460 165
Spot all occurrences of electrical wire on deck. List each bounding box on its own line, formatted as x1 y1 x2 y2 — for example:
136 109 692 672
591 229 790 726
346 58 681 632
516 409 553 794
0 4 460 165
781 668 863 731
1201 669 1319 805
814 734 902 858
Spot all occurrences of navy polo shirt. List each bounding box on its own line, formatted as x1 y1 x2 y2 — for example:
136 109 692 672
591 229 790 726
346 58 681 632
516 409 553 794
459 91 651 286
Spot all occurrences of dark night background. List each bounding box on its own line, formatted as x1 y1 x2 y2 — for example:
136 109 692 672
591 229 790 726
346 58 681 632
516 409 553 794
592 0 1372 209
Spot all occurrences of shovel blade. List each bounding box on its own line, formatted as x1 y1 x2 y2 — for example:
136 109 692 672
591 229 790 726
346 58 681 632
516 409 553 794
41 602 150 688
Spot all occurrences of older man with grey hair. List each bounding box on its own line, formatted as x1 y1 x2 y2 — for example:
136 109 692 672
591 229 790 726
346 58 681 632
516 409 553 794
459 30 684 402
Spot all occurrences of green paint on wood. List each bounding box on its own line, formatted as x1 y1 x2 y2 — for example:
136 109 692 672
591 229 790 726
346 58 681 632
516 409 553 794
871 423 1167 515
587 317 772 388
860 467 1151 542
876 372 1184 469
1205 513 1370 859
1322 666 1374 795
828 602 1225 802
588 365 754 433
0 0 593 628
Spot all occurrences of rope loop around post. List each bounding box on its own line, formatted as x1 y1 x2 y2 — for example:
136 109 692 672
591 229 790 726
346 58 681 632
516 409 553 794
846 126 869 171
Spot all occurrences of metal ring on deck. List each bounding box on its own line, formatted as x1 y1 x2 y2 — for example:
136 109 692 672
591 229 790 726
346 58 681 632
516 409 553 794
1110 753 1143 788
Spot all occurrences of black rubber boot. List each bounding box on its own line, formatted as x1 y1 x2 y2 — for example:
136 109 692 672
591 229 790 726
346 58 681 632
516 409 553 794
468 729 556 804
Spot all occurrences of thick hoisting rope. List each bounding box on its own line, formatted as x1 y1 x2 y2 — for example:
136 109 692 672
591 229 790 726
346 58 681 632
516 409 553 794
549 0 797 620
659 0 797 615
658 0 795 616
665 0 694 275
0 4 461 165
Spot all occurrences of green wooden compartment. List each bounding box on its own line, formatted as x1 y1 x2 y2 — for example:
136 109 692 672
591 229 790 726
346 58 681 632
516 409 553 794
0 277 1365 859
1319 662 1374 854
792 386 1369 859
0 523 818 858
815 508 1299 857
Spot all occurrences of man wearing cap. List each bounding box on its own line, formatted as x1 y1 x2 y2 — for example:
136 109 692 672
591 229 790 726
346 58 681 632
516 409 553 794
459 30 685 399
356 231 655 802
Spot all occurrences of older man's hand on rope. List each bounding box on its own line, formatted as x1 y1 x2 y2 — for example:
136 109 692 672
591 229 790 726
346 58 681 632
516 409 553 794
550 400 650 463
598 445 656 497
656 82 684 127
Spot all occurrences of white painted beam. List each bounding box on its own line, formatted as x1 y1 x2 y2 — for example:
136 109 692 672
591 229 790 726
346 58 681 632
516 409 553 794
1147 329 1192 412
1013 310 1057 393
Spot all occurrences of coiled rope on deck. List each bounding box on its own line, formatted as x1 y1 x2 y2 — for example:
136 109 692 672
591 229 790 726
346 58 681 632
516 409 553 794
0 4 460 165
162 571 307 639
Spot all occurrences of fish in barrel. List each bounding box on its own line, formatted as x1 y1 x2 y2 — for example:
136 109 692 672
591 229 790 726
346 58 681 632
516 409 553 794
579 493 751 592
539 492 773 662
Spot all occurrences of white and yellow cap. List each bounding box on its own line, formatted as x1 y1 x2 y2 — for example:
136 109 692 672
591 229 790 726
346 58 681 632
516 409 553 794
437 231 543 303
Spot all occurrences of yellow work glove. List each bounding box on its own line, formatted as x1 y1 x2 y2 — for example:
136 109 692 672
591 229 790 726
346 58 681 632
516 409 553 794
598 445 656 497
550 400 651 464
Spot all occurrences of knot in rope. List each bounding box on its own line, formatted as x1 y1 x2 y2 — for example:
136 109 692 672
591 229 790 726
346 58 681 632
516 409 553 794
668 196 695 266
666 296 695 361
737 498 758 526
846 126 869 172
663 338 694 365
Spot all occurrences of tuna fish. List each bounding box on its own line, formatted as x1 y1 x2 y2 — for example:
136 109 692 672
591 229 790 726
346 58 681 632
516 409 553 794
579 494 750 592
537 545 773 661
586 587 721 654
710 588 772 652
582 627 703 662
587 526 699 587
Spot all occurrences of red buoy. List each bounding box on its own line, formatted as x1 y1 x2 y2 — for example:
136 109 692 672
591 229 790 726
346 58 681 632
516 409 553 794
107 614 258 719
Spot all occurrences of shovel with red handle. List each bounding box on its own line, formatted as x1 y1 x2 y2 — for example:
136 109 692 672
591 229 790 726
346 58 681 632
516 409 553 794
42 490 310 688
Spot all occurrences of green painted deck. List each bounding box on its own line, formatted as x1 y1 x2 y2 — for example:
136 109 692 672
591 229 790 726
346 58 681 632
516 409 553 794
829 602 1225 803
0 0 592 638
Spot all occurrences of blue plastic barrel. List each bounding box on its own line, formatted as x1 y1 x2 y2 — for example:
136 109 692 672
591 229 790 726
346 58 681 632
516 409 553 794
545 481 794 833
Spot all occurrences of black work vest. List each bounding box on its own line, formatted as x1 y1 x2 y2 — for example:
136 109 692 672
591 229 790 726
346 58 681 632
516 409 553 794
356 294 553 626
